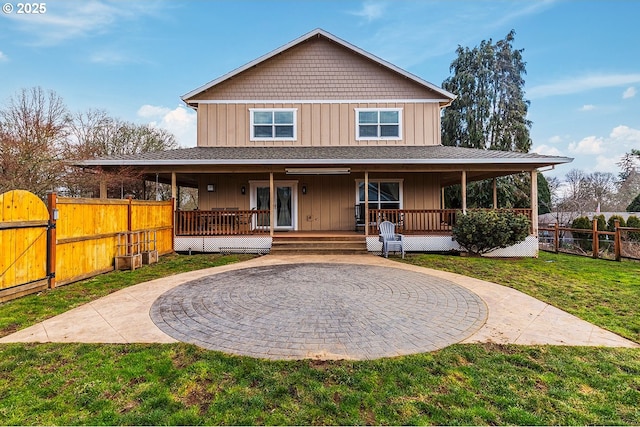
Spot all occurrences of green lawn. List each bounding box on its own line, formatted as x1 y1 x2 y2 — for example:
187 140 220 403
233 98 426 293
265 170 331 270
0 251 639 425
401 251 640 343
0 253 256 337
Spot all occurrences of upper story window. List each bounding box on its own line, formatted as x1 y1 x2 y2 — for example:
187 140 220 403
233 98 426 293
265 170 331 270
355 108 402 140
250 108 297 141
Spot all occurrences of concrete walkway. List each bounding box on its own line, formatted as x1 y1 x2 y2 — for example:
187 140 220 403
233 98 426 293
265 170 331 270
1 255 637 359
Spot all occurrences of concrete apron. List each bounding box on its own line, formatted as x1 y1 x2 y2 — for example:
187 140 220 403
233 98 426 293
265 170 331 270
1 254 637 354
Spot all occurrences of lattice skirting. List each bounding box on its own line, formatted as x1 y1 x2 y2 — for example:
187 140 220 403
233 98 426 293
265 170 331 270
175 236 272 254
176 235 538 257
366 235 539 257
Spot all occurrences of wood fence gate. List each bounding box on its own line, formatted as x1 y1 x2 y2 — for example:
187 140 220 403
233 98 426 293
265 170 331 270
0 190 53 302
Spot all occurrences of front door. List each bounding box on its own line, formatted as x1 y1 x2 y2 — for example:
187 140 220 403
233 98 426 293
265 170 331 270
251 181 298 230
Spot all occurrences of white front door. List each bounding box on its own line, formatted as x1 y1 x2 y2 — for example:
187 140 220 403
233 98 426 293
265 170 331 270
250 181 298 230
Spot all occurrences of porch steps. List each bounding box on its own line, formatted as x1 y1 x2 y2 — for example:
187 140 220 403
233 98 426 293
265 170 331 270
270 235 368 255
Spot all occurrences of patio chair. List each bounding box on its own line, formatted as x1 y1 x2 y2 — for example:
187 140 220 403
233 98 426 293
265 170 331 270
378 220 405 258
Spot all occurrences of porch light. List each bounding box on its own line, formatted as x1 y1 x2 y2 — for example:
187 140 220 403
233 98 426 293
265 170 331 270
302 185 307 195
207 184 216 192
285 168 351 175
241 185 246 195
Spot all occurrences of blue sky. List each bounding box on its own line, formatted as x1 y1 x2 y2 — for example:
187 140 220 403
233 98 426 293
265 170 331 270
1 0 639 178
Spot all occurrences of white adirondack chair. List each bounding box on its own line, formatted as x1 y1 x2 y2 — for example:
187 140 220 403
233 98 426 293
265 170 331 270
378 220 405 258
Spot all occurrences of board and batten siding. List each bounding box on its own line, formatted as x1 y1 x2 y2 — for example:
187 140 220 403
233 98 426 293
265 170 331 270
195 173 442 231
197 102 441 147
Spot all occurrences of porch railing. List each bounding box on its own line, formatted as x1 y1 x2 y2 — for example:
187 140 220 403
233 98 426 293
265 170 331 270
366 208 533 235
175 210 270 236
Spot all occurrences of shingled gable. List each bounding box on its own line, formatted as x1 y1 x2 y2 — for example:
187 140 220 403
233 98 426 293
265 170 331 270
181 28 456 105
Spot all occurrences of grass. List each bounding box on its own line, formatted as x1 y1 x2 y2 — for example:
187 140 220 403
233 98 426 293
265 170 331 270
0 343 638 425
0 250 639 425
401 251 640 343
0 253 256 337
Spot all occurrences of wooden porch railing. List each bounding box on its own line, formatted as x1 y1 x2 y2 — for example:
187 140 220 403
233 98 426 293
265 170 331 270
175 210 270 236
367 208 533 235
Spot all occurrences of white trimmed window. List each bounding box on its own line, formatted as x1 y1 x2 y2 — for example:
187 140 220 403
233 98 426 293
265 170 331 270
356 180 403 209
355 108 402 140
250 108 297 141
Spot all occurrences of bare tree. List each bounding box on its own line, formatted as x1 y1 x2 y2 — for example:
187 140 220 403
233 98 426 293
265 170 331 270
0 87 71 198
63 110 178 199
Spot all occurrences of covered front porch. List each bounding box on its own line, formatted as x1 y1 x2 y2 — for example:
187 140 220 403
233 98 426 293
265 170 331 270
83 145 571 257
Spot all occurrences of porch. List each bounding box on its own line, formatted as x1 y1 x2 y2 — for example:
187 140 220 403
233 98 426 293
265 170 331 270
175 208 534 237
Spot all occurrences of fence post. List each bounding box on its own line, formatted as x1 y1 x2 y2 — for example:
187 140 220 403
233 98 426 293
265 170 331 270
47 192 57 289
554 222 559 253
614 219 621 261
592 218 599 259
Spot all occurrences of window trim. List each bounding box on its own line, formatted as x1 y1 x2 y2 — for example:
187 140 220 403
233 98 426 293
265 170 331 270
249 108 297 141
355 179 404 209
355 108 402 141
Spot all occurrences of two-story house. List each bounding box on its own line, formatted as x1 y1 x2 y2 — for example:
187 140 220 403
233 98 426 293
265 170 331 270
83 29 571 256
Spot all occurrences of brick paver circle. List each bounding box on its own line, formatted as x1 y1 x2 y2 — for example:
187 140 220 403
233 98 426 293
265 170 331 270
150 263 488 360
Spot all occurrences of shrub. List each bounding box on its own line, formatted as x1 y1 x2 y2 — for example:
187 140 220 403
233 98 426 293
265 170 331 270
452 209 530 255
626 215 640 228
607 215 626 231
571 216 593 251
626 215 640 242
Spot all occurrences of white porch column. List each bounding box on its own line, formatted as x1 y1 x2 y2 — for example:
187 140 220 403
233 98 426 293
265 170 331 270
364 171 369 236
461 170 467 214
269 172 275 237
492 178 498 208
530 169 539 236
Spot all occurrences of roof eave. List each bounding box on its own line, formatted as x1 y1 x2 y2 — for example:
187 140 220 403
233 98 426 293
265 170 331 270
77 156 573 167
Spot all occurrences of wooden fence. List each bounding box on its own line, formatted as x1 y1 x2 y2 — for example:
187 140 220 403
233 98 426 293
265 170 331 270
539 219 640 261
0 190 174 302
0 190 50 302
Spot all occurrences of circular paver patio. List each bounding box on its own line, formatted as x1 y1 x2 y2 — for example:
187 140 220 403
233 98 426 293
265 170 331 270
150 263 488 360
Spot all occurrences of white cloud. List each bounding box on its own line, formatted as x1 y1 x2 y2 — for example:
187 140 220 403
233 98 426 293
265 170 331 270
349 1 386 22
568 135 604 155
566 125 640 174
609 125 640 143
595 155 623 174
532 144 564 157
137 104 196 147
0 51 8 62
5 0 168 46
548 135 563 144
623 86 636 99
528 73 640 99
580 104 596 111
89 50 134 65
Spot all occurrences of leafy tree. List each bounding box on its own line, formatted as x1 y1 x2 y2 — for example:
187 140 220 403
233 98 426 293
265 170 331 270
0 87 71 199
452 209 530 255
628 193 640 212
441 30 534 208
537 173 552 214
442 30 531 153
